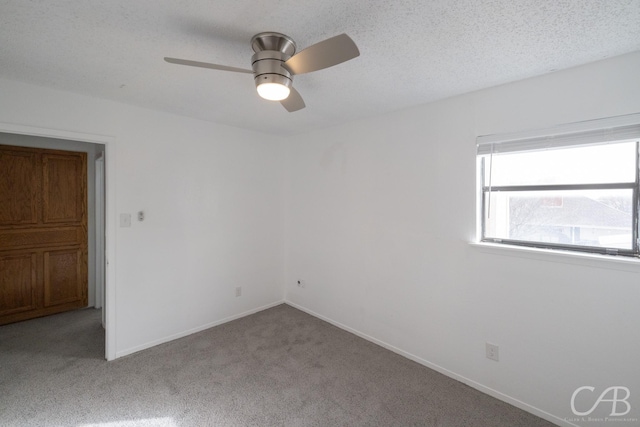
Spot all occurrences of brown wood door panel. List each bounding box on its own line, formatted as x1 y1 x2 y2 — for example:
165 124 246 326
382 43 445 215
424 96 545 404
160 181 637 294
0 253 37 316
0 227 82 251
0 144 87 325
43 153 85 224
44 249 85 307
0 148 39 225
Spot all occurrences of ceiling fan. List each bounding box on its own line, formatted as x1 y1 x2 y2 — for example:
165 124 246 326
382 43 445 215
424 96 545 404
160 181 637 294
164 32 360 112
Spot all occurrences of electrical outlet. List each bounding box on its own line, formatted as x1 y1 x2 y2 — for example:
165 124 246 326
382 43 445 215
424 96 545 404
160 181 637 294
297 280 306 288
486 343 499 362
235 287 242 297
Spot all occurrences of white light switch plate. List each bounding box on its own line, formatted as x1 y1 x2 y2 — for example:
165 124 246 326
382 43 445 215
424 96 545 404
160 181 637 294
120 213 131 228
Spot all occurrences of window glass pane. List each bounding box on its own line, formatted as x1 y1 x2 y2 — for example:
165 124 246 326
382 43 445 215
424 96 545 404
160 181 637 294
484 189 634 250
483 141 636 186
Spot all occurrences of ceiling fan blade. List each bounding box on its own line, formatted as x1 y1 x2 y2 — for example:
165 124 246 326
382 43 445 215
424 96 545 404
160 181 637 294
164 57 253 74
281 87 305 112
283 34 359 75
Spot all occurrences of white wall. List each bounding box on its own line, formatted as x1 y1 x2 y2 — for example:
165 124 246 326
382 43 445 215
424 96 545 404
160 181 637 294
0 78 286 358
284 52 640 425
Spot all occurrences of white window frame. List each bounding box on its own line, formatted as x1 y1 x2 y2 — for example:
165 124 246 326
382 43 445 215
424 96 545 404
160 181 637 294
476 113 640 258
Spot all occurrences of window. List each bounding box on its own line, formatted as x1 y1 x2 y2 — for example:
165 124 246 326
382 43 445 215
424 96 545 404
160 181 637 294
477 115 640 257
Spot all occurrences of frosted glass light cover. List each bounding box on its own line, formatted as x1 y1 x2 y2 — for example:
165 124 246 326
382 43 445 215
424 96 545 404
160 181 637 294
257 83 290 101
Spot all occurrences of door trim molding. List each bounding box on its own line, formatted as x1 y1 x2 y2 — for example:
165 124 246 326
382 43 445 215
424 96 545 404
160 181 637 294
0 122 117 361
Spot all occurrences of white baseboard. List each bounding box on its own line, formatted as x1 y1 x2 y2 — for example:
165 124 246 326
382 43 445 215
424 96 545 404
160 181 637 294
284 300 573 427
115 300 285 359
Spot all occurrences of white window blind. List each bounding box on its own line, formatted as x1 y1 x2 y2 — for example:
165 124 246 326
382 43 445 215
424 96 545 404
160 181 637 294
477 113 640 155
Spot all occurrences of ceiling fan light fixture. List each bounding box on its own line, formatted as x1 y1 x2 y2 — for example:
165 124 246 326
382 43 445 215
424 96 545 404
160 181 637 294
257 82 290 101
255 73 292 101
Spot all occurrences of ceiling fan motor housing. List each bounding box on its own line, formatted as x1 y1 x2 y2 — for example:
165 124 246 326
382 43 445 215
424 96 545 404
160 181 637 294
251 50 293 90
250 32 297 91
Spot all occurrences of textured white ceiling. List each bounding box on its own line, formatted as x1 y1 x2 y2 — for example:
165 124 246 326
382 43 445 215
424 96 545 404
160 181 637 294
1 1 639 135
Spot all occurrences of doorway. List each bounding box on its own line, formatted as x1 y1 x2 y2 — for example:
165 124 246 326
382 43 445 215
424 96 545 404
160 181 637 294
0 129 111 358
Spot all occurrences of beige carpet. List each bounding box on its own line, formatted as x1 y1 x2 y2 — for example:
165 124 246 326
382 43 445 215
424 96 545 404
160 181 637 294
0 304 555 426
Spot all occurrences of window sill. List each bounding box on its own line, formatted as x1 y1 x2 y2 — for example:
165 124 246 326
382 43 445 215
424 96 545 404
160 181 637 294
469 241 640 273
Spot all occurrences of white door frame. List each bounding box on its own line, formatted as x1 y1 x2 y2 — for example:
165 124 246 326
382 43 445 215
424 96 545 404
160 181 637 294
0 122 117 361
95 153 105 317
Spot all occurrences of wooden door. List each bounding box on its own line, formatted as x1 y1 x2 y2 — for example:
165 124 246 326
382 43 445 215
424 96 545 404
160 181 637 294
0 145 87 325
